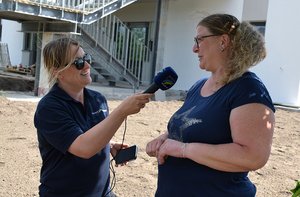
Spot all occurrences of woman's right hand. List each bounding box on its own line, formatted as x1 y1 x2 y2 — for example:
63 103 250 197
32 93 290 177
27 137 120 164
146 132 168 157
116 93 152 117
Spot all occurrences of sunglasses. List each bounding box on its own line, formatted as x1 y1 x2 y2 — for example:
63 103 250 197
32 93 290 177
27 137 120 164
72 53 92 70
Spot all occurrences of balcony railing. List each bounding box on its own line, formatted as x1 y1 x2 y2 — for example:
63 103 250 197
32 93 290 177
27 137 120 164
15 0 117 13
10 0 137 23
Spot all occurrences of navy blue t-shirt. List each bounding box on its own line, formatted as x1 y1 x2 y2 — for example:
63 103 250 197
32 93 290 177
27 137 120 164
155 72 275 197
34 84 110 197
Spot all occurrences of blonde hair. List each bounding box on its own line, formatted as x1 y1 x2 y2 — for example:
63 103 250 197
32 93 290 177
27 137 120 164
42 37 80 86
198 14 266 84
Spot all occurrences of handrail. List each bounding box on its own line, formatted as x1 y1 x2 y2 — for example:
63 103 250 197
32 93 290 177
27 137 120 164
0 43 11 67
80 14 152 83
14 0 118 14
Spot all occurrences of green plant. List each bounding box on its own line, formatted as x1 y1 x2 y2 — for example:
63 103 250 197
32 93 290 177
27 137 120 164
291 180 300 197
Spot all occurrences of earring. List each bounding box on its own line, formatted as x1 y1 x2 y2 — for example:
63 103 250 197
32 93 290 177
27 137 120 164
220 45 225 52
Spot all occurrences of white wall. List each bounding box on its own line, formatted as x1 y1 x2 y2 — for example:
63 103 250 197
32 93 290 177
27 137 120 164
242 0 268 21
115 0 157 22
156 0 244 91
252 0 300 107
1 20 23 66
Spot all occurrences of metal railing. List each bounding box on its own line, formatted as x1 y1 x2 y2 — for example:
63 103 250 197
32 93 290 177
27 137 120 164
0 43 11 68
10 0 150 85
15 0 117 14
80 14 152 83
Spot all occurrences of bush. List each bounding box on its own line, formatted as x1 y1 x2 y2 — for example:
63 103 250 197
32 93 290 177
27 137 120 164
291 180 300 197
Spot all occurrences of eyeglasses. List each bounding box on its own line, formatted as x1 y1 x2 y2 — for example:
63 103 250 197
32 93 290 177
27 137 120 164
194 35 218 47
72 53 92 70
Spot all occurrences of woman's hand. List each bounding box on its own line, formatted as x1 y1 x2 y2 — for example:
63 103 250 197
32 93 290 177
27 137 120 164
157 139 186 165
116 93 153 117
110 142 128 158
146 132 168 157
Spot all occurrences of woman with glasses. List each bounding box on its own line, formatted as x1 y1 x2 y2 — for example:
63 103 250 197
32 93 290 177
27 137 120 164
34 37 152 197
146 13 275 197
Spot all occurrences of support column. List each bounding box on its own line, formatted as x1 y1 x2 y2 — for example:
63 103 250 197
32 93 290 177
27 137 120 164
34 32 54 96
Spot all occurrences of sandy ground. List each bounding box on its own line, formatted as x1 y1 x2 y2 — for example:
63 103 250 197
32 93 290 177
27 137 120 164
0 95 299 197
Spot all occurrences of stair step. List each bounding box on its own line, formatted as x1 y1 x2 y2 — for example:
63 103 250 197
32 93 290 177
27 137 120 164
75 21 142 89
104 76 116 81
99 71 114 78
95 78 132 88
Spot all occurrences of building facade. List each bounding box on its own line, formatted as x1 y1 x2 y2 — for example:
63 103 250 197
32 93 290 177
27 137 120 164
1 0 299 107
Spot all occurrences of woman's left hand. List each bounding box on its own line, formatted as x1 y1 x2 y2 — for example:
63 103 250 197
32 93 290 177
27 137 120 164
110 142 128 158
157 139 185 165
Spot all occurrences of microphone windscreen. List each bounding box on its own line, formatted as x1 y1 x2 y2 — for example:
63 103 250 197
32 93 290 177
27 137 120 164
153 67 178 90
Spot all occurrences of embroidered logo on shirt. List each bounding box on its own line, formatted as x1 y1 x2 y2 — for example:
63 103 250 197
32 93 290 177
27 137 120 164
92 109 107 115
249 92 257 98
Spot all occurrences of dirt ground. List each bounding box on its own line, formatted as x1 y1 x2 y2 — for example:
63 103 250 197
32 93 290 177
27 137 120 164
0 95 299 197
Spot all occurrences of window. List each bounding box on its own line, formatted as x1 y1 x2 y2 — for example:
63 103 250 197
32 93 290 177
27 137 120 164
23 33 32 51
250 21 266 36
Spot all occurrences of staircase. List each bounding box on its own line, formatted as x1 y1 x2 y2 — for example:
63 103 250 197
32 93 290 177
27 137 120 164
76 14 152 89
0 0 153 90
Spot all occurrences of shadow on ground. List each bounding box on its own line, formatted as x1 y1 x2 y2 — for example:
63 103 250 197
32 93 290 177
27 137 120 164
0 75 34 91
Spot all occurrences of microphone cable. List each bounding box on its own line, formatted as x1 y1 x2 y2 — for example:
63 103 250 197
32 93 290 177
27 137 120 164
104 117 128 197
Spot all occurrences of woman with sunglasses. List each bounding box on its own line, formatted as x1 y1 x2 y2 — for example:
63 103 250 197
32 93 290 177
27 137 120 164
34 37 152 197
146 14 275 196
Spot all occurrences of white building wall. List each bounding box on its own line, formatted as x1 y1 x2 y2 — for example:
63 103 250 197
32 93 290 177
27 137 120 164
242 0 268 21
156 0 244 91
115 1 157 22
1 20 23 66
251 0 300 107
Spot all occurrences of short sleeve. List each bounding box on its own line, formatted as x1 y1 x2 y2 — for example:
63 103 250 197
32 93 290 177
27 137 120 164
229 76 275 112
34 101 83 154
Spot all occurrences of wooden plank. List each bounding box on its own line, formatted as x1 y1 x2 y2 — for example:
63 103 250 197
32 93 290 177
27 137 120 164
6 67 31 75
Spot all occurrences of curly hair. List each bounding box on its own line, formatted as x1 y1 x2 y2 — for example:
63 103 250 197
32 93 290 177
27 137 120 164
198 14 266 84
42 37 80 86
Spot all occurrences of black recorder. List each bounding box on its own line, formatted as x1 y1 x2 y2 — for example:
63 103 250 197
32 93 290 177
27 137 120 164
114 145 138 165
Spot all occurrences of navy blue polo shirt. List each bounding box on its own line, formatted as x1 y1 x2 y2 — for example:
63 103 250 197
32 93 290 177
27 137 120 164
34 84 110 197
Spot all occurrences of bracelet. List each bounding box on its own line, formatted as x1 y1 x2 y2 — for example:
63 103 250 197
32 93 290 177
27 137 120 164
181 143 187 158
